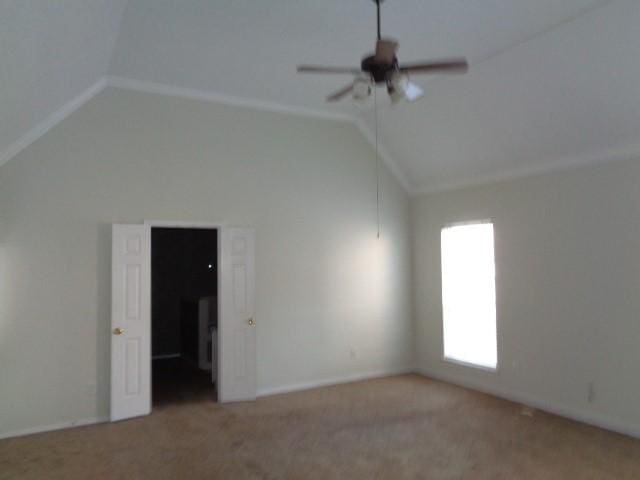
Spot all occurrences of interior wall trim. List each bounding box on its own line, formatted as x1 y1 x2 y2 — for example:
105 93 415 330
417 367 640 440
257 366 415 397
414 146 640 196
0 74 413 196
106 75 353 123
105 76 413 194
0 79 107 168
0 416 109 441
0 369 414 439
353 117 413 193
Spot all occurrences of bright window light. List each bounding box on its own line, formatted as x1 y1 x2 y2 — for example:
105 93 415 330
441 222 497 370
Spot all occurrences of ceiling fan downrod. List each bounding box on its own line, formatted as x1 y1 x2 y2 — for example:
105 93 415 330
376 0 382 40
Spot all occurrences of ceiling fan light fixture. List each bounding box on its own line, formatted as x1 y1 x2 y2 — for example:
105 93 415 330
388 71 408 103
387 84 403 104
388 71 424 103
404 81 424 102
389 71 408 93
352 77 372 101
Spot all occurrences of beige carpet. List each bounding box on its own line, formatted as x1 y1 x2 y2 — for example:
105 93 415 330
1 375 639 479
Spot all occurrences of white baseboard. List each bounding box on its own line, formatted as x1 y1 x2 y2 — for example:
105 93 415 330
417 367 640 439
257 367 415 397
1 369 413 439
5 370 634 441
0 416 108 441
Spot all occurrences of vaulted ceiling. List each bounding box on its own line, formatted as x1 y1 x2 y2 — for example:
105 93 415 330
0 1 128 160
2 0 639 193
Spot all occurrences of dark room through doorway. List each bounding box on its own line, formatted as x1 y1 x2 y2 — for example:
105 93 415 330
151 227 218 407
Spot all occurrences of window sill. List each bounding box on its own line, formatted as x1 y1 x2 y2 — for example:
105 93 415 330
443 356 498 373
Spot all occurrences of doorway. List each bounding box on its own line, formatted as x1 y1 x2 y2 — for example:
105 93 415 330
151 227 218 407
111 223 256 422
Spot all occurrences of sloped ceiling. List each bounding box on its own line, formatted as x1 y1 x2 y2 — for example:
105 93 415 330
108 0 605 114
0 1 128 160
3 0 638 194
367 0 640 192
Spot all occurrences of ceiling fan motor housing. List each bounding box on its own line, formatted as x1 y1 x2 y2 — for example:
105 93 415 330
361 55 398 84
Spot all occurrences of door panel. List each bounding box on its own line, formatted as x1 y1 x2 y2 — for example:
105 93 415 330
219 227 256 402
111 224 151 421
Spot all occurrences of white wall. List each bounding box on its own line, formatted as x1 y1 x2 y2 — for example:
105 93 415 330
413 157 640 437
0 87 412 436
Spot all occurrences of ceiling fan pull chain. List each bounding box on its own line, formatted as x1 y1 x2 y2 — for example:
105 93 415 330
376 0 382 40
374 86 381 239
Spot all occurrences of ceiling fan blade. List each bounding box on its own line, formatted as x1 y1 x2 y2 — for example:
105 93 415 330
399 58 469 75
404 81 424 102
326 83 355 102
375 38 399 65
297 65 361 75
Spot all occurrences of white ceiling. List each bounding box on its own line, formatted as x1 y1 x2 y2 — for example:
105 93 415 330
109 0 606 112
0 0 128 158
369 0 640 192
3 0 638 193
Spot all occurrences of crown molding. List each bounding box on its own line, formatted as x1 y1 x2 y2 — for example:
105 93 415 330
352 117 414 194
0 74 412 196
4 73 634 199
105 76 413 194
105 76 354 123
415 144 640 196
0 78 107 168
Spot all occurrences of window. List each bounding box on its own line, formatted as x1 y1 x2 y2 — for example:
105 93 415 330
441 222 497 370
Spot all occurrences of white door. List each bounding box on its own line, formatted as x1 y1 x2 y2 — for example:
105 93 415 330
111 224 151 421
219 227 256 402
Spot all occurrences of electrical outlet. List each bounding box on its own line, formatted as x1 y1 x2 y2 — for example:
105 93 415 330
350 347 357 359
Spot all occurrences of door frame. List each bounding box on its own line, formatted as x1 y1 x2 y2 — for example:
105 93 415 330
144 220 224 403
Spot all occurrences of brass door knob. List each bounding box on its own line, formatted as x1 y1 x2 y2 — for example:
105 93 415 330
247 318 255 326
113 327 125 335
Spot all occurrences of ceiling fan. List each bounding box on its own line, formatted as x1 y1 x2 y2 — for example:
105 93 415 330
296 0 468 103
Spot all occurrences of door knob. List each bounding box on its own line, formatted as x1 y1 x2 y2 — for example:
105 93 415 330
113 327 125 335
247 318 255 326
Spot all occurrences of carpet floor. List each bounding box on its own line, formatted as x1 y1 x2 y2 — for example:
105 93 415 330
1 374 639 479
